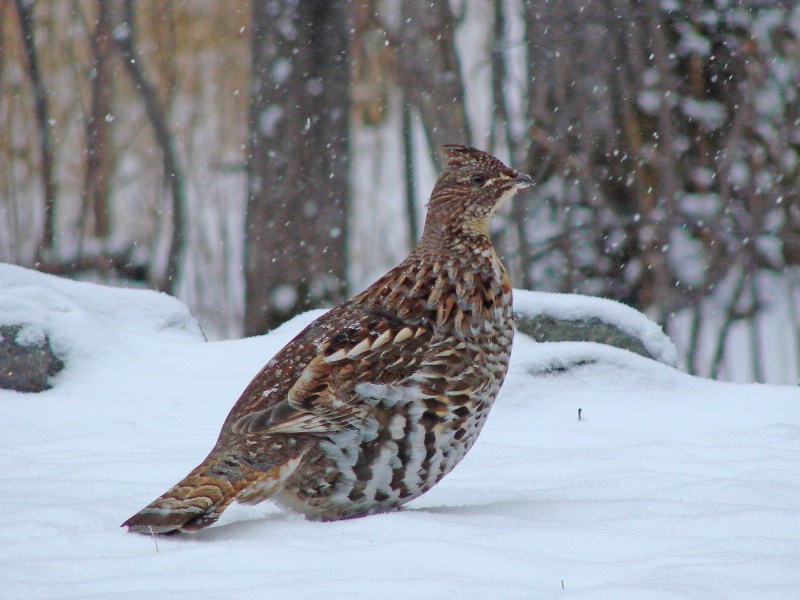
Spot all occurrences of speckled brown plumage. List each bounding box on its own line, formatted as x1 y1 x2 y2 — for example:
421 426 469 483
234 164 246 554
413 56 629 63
123 145 533 533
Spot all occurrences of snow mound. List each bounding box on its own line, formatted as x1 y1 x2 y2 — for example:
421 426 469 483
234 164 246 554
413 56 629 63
0 264 205 379
514 289 678 366
0 264 204 341
1 269 799 599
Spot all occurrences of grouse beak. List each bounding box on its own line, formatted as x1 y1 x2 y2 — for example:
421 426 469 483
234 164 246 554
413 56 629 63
512 171 535 189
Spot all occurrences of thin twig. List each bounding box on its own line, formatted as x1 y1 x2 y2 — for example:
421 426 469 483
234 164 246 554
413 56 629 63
148 526 159 553
710 270 748 379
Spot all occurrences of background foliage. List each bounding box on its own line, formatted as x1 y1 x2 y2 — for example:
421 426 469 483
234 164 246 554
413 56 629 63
1 0 799 382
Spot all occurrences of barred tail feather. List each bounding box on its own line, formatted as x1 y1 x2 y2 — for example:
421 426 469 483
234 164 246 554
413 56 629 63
122 458 267 534
121 451 310 534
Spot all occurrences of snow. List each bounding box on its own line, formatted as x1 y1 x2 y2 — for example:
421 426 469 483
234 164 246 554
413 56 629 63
258 105 284 137
0 264 204 367
1 265 799 599
676 25 711 57
514 289 678 366
271 58 292 85
271 284 299 312
636 89 662 115
680 97 727 131
9 323 46 347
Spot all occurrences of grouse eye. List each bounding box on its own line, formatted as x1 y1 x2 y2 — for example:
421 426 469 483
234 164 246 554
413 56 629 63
469 174 487 189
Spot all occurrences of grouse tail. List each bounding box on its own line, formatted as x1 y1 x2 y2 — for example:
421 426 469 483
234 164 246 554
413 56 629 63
121 456 271 534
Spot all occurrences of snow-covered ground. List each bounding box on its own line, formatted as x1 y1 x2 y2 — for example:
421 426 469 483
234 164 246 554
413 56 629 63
1 264 799 599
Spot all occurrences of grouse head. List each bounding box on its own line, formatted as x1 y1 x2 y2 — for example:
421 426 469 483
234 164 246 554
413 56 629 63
424 145 534 239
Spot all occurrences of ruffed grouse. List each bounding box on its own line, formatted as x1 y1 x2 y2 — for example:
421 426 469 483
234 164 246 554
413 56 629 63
123 145 533 533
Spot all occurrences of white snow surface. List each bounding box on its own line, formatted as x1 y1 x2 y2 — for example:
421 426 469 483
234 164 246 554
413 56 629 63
1 265 799 599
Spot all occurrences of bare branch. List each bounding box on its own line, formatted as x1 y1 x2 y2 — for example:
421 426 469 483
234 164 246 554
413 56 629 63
110 0 186 294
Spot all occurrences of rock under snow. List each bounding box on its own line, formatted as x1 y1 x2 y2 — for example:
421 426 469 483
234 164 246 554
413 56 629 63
0 324 64 392
0 264 205 391
513 289 678 366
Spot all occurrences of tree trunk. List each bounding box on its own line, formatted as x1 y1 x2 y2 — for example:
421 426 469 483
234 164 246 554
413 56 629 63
83 0 114 240
401 97 419 248
395 0 471 164
245 0 351 335
14 0 57 258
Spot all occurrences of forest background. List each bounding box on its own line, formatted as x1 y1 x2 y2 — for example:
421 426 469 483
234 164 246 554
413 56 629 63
2 0 799 384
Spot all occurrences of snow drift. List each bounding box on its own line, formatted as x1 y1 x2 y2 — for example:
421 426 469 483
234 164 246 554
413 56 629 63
1 264 798 599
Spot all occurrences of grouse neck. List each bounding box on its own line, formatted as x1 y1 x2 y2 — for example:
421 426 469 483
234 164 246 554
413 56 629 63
416 214 494 256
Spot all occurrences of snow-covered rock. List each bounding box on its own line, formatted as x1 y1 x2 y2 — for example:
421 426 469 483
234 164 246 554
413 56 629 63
0 324 63 392
514 289 678 367
0 264 205 389
0 264 205 341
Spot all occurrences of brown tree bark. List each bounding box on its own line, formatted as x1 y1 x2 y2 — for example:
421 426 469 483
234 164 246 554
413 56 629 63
394 0 471 164
244 1 351 335
83 0 114 239
14 0 57 258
